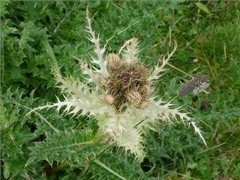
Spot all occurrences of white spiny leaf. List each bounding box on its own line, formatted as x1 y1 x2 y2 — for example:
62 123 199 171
30 11 206 160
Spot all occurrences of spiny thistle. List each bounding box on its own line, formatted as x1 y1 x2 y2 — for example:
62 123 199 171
29 10 206 160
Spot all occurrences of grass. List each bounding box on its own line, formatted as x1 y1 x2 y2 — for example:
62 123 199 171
1 1 240 179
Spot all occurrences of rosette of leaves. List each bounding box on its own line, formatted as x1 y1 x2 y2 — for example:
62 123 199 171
30 10 206 160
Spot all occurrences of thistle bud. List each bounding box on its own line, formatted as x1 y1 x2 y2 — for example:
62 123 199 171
107 53 122 71
104 94 115 105
125 91 142 107
140 101 149 109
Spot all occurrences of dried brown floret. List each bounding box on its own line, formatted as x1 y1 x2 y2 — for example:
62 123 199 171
102 54 150 112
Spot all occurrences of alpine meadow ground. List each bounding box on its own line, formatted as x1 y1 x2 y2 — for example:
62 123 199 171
1 1 240 179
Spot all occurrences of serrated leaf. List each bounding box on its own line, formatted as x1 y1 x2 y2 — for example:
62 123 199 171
28 130 102 165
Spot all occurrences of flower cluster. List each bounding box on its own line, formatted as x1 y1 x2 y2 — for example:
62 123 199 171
30 10 206 160
102 49 151 112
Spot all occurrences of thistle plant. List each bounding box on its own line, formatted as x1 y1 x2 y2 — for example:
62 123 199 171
29 10 206 160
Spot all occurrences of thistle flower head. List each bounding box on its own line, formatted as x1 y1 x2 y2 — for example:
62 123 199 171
30 10 206 160
103 53 150 112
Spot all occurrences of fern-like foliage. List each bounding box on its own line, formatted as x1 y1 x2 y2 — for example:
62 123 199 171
1 89 43 179
26 129 102 166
